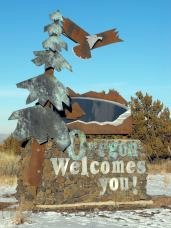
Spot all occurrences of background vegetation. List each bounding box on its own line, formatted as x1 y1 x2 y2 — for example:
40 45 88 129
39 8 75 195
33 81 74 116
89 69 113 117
129 91 171 160
0 135 20 184
0 135 21 155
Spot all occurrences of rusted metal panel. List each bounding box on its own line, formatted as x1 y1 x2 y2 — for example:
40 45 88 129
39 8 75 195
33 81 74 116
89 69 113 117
62 18 122 59
67 116 132 135
16 73 70 111
9 105 70 151
62 18 91 59
26 139 46 187
73 42 91 59
93 29 122 49
63 18 89 44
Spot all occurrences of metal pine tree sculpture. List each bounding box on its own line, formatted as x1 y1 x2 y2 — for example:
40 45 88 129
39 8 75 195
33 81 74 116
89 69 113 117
9 11 73 188
9 11 72 151
33 11 72 71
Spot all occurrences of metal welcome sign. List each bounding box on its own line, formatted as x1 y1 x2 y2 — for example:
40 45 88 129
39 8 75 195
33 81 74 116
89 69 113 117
9 10 148 210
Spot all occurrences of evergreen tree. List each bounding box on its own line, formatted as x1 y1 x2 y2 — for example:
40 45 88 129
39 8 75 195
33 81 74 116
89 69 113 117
32 10 72 72
130 91 171 160
9 10 72 151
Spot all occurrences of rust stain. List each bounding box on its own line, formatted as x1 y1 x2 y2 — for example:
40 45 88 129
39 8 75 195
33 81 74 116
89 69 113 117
26 139 46 187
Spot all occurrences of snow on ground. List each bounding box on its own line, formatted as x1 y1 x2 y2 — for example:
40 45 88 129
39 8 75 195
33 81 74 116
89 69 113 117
0 208 171 228
0 185 16 196
147 174 171 196
0 174 171 228
0 185 17 203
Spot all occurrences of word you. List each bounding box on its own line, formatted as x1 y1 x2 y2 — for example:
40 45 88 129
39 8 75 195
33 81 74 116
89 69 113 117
99 176 138 195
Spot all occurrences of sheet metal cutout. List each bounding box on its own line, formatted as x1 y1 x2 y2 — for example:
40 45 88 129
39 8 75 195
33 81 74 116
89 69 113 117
64 97 128 123
32 50 72 72
32 11 72 72
62 18 122 59
9 105 70 151
17 74 70 111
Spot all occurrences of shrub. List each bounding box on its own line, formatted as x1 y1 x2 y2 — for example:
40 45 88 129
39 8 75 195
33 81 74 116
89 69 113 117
129 91 171 160
0 135 21 155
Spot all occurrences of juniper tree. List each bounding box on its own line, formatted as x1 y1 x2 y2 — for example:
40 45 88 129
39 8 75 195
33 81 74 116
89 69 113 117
130 91 171 160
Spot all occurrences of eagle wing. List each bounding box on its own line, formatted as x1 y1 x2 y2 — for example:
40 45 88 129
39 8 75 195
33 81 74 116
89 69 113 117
63 18 89 43
93 29 123 49
63 18 91 59
62 18 122 59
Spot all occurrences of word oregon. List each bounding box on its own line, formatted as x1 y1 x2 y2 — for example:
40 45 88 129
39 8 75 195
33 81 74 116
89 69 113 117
66 134 140 160
50 156 146 177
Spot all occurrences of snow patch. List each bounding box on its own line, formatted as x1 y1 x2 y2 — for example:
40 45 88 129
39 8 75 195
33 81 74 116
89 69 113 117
147 174 171 196
0 185 17 203
0 209 171 228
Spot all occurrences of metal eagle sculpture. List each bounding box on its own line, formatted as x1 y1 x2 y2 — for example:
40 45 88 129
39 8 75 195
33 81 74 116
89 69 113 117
62 17 122 59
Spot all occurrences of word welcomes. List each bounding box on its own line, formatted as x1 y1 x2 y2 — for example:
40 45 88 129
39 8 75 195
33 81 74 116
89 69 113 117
50 156 146 195
50 157 146 176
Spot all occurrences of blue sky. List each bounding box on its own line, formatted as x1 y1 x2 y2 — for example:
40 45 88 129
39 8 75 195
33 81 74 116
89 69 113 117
0 0 171 134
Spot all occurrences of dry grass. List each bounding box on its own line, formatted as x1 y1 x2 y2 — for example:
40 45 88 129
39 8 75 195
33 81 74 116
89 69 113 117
0 175 17 186
147 160 171 174
0 151 19 185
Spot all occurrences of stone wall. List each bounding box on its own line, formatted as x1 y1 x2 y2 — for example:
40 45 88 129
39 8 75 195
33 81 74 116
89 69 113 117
16 136 148 207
